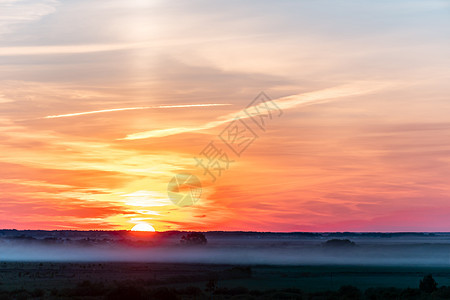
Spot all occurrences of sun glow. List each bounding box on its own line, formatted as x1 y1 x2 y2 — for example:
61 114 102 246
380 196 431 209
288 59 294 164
131 223 156 232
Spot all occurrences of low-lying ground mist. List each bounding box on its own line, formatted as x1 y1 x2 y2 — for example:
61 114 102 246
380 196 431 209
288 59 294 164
1 231 449 266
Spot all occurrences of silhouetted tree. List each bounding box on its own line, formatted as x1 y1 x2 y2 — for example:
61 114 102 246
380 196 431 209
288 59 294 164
420 274 437 293
180 232 207 245
324 239 356 247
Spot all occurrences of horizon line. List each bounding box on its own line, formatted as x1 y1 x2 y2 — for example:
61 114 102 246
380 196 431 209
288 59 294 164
1 229 448 234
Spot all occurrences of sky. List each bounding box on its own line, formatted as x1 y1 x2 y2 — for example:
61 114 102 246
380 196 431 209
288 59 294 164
1 0 450 232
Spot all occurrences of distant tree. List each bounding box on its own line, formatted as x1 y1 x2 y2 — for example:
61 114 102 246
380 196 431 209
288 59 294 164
419 274 437 293
229 266 252 278
180 232 207 245
324 239 356 247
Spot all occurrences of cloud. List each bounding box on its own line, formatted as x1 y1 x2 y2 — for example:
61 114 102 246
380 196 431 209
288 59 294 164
0 0 58 36
43 103 231 119
0 94 13 103
0 42 142 56
121 81 388 140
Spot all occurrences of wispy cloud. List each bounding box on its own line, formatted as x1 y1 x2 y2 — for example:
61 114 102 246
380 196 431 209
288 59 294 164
0 0 58 36
0 94 13 103
122 82 388 140
0 42 143 56
43 103 231 119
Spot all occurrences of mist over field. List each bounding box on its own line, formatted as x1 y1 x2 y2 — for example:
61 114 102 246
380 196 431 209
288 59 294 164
1 231 449 266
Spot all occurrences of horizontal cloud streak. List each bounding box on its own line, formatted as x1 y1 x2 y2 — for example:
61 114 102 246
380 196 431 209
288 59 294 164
0 42 143 56
43 103 231 119
122 82 388 140
0 0 58 36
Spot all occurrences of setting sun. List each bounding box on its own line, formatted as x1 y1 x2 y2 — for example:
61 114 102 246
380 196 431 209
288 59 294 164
131 223 156 232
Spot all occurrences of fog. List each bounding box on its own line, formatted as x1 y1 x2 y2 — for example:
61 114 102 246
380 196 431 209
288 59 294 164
1 234 449 266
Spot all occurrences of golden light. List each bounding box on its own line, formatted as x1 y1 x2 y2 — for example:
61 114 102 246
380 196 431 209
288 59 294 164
131 223 156 232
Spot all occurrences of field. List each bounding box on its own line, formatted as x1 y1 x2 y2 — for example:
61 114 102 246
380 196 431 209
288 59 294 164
0 262 450 299
1 231 450 298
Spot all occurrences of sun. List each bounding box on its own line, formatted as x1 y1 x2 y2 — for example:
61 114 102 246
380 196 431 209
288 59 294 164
131 223 156 232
